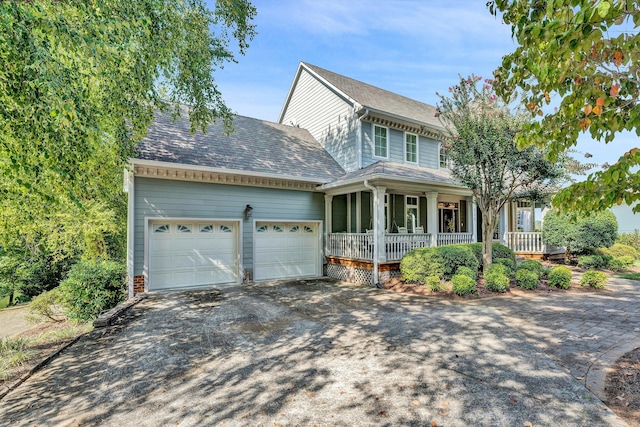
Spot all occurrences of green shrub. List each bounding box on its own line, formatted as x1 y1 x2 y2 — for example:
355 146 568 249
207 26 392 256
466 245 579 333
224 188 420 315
608 256 635 272
426 275 443 292
495 258 515 274
485 263 508 276
400 248 444 284
517 260 544 278
543 210 618 256
580 270 608 289
515 269 539 290
616 231 640 253
436 245 479 279
469 243 516 268
451 274 477 296
599 243 638 260
548 266 572 289
58 260 126 322
577 255 610 270
400 245 478 283
485 272 509 292
28 288 66 322
456 266 477 280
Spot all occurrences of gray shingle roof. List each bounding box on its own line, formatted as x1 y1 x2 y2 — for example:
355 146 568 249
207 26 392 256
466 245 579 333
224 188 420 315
303 62 444 131
321 161 460 188
135 109 345 181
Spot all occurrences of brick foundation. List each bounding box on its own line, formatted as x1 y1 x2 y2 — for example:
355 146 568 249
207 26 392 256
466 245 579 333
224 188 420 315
133 275 145 295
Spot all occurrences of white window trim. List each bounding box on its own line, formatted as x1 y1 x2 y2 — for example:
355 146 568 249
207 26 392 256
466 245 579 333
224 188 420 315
372 124 389 160
404 132 418 164
405 195 420 231
438 142 451 169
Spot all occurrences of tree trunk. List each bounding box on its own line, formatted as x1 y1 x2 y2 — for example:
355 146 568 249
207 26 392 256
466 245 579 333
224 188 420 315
8 291 14 306
481 210 497 271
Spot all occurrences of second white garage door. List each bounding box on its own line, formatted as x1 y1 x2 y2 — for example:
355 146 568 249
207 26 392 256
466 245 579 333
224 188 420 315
148 220 239 291
254 222 320 281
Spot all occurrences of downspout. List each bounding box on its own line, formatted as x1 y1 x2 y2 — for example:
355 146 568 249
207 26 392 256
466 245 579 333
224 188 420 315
356 108 369 170
363 179 381 287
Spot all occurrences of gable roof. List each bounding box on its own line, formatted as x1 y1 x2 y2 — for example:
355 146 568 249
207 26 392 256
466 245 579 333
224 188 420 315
135 108 345 182
280 62 444 132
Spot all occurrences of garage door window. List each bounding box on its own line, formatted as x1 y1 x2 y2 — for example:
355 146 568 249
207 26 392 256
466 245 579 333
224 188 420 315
220 225 233 233
257 225 268 233
199 224 214 233
290 225 299 232
304 226 314 233
273 225 283 232
177 224 192 233
154 224 170 233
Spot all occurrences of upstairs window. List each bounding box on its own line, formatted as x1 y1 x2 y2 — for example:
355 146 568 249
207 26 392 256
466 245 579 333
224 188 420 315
439 144 452 168
405 133 417 163
373 125 388 158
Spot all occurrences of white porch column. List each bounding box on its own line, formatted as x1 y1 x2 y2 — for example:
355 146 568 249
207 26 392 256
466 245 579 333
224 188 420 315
324 194 333 256
467 196 477 242
373 186 387 263
425 192 438 246
499 201 509 245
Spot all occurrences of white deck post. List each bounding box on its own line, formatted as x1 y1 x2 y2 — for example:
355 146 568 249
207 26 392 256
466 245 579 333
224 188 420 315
325 194 333 256
471 197 477 243
499 202 508 245
425 192 438 246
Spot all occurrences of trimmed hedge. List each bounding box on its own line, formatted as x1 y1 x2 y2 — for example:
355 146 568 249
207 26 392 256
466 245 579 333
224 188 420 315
495 258 515 274
426 276 443 292
577 255 610 270
456 266 477 280
400 244 478 283
580 270 608 289
485 272 509 292
515 269 539 290
485 263 509 276
599 243 638 260
58 259 127 322
517 260 544 278
608 256 635 271
548 266 572 289
452 274 477 296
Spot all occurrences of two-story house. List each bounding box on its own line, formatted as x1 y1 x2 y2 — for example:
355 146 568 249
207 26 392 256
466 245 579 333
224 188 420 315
125 62 556 296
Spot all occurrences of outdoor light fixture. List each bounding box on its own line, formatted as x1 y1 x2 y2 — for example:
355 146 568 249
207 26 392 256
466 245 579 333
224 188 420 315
245 204 253 219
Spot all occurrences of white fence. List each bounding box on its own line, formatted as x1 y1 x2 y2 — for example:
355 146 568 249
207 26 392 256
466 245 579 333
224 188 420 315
385 233 431 261
436 233 473 246
506 232 543 253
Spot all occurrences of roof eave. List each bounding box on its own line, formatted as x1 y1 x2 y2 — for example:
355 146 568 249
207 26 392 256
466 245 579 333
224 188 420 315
318 172 468 192
359 107 446 136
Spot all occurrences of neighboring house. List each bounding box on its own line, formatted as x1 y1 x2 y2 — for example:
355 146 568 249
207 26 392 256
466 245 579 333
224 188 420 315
125 62 556 296
611 203 640 233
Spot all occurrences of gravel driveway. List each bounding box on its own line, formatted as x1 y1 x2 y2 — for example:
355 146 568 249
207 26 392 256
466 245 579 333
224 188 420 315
0 279 628 426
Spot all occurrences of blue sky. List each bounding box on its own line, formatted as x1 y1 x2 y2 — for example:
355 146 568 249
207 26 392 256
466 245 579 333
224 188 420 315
211 0 637 169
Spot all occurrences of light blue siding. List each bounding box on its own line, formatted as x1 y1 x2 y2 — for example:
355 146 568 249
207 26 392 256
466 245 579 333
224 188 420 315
134 177 324 276
419 136 439 168
281 69 358 172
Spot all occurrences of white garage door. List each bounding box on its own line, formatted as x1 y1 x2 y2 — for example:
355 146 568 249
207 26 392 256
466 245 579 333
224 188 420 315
254 222 320 281
148 220 239 290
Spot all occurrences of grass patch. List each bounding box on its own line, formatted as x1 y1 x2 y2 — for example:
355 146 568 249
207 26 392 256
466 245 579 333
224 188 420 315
0 337 34 380
0 295 9 310
615 272 640 281
30 324 92 345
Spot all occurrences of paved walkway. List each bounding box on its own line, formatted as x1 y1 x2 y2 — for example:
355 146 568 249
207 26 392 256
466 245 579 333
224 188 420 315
0 279 630 426
482 276 640 402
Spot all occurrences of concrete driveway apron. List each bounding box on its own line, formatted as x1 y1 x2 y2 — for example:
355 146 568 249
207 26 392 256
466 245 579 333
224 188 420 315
0 279 629 426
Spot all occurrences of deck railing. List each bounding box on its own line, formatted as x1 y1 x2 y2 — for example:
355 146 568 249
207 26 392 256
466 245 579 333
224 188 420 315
385 233 431 261
436 233 473 246
327 233 373 260
506 232 543 253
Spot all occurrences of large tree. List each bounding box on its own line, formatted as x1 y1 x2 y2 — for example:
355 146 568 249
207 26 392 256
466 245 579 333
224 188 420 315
437 75 564 270
0 0 256 260
489 0 640 214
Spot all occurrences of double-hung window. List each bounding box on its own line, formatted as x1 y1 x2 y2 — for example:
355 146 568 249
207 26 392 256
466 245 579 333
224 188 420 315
439 144 451 168
405 132 417 163
373 125 388 158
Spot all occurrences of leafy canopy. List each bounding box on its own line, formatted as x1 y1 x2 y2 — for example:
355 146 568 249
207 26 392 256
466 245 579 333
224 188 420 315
0 0 256 260
489 0 640 213
543 209 618 255
436 75 564 269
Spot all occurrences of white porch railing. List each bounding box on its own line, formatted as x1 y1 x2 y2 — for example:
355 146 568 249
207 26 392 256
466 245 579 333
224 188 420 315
436 233 473 246
385 233 431 261
327 233 373 260
506 232 543 253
